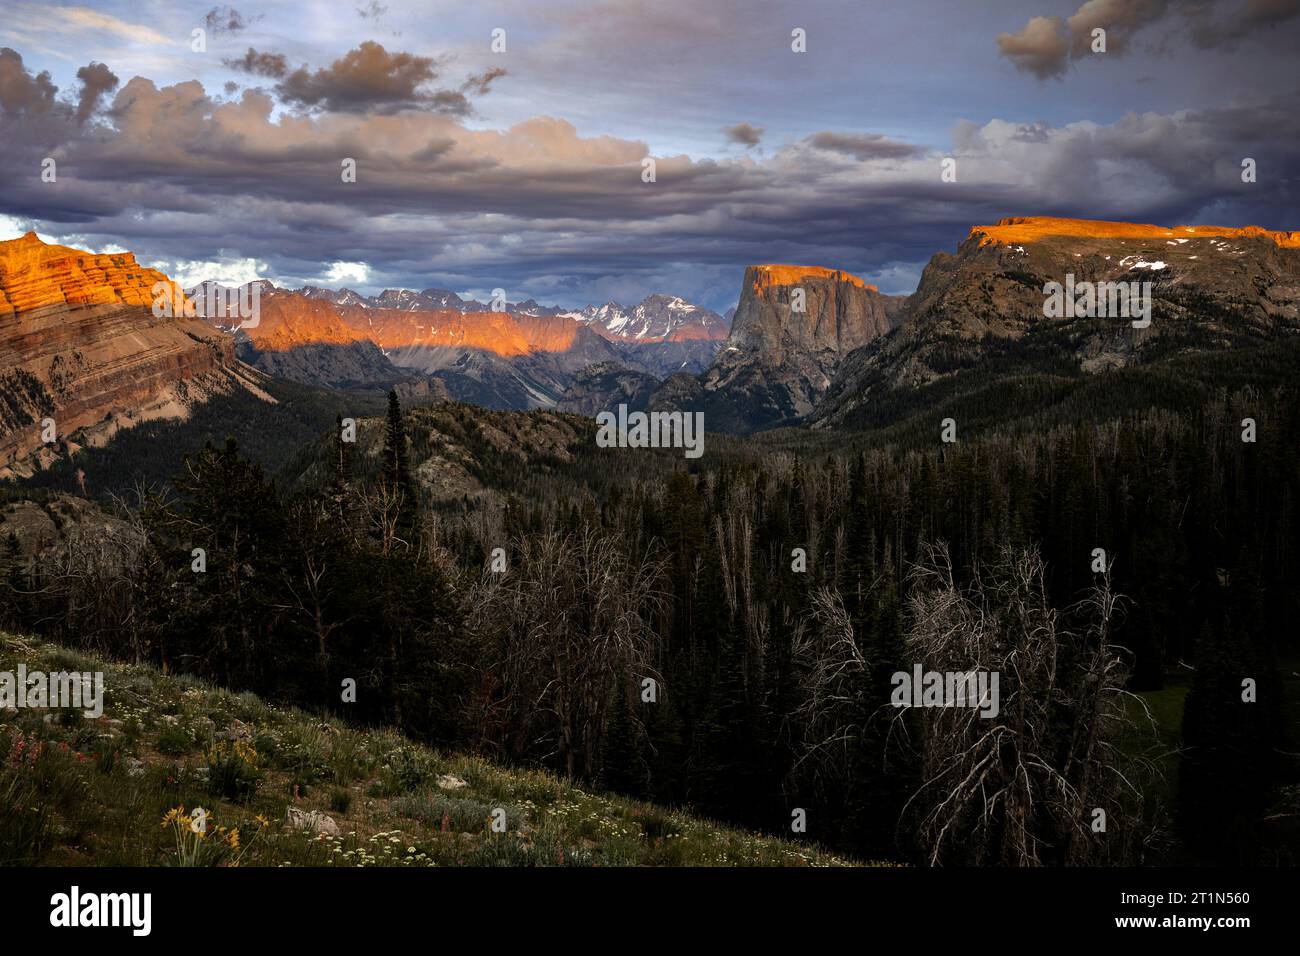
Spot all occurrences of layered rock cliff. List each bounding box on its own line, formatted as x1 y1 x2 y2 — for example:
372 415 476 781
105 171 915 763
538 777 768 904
0 233 253 474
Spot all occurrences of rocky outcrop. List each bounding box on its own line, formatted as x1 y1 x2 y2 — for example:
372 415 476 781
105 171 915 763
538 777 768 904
556 362 660 416
0 233 252 474
649 264 903 432
722 265 893 365
0 232 183 318
813 216 1300 427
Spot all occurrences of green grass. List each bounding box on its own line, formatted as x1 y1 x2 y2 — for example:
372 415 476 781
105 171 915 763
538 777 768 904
0 633 881 867
1120 678 1189 810
1133 682 1190 743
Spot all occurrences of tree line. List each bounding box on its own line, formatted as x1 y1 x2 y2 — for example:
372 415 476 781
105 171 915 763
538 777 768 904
2 385 1295 864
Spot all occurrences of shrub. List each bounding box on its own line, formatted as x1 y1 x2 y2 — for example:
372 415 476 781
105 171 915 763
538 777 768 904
394 792 496 832
377 745 437 795
329 788 352 814
156 723 193 756
205 741 261 803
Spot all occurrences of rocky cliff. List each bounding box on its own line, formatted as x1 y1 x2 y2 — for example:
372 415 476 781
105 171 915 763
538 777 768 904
0 232 254 474
649 264 903 432
813 216 1300 427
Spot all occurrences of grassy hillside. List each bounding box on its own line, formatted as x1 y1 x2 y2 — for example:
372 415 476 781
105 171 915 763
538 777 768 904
0 633 869 867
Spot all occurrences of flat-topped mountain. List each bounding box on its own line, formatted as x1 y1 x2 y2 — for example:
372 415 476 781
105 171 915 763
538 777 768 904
725 265 891 361
969 216 1300 249
646 264 905 432
0 233 257 474
0 232 180 318
814 215 1300 427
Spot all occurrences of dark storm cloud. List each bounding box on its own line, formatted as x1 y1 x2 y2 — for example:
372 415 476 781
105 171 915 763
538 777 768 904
222 43 502 117
806 131 924 161
998 0 1300 78
461 67 507 97
0 49 114 128
1186 0 1300 47
1 47 1297 309
74 62 119 124
274 41 450 114
724 123 764 148
0 48 58 116
204 6 256 35
224 48 289 79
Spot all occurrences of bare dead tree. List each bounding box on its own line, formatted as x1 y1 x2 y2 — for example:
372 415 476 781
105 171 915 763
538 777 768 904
790 586 869 784
25 504 150 660
273 495 346 665
468 524 667 779
899 542 1163 866
359 478 408 556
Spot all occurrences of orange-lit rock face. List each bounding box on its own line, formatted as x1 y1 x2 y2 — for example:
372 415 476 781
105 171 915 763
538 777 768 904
971 217 1300 249
751 264 877 292
0 231 188 318
245 295 371 350
244 293 583 357
0 233 238 471
723 264 892 369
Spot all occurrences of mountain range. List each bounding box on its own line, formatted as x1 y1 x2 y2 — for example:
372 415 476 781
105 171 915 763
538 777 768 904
3 215 1298 476
0 232 260 476
201 283 729 407
622 216 1300 433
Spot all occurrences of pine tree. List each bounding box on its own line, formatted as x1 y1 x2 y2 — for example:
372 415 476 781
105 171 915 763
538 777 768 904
599 679 646 795
329 412 353 524
382 390 418 541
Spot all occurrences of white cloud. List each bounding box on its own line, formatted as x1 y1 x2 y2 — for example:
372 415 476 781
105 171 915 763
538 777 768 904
153 255 268 288
324 261 370 285
0 214 37 241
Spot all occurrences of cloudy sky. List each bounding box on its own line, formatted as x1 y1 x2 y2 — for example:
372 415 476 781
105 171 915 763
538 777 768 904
1 0 1297 311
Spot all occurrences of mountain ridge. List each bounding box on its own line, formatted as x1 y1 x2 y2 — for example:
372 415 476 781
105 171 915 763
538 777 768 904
641 263 904 432
813 215 1300 428
0 233 263 475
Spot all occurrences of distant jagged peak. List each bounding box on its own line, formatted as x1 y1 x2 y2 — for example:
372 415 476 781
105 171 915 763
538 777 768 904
749 264 878 292
971 216 1300 249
